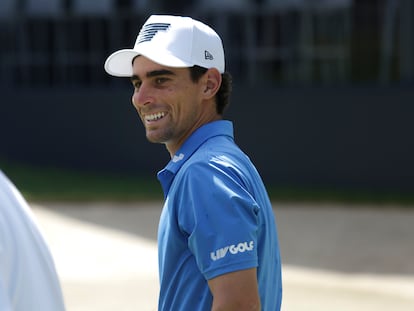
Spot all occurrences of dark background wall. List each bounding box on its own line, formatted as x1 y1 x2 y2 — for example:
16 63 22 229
1 85 413 192
1 0 413 193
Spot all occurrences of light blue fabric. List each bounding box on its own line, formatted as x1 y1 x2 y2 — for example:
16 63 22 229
157 120 282 311
0 171 66 311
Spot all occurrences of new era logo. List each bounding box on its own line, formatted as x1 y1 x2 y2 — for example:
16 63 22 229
137 23 171 44
204 50 214 60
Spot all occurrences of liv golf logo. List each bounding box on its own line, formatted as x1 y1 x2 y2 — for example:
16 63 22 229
210 241 254 261
137 23 171 44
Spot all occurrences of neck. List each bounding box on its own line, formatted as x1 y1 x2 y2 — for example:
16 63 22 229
166 116 222 158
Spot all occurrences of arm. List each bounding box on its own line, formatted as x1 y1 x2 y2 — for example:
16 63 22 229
208 268 261 311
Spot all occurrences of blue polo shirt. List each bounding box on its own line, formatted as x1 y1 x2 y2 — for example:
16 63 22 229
157 120 282 311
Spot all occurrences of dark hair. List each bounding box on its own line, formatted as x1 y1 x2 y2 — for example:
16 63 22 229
189 66 232 115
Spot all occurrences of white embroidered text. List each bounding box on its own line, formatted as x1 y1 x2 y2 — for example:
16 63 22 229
210 241 254 261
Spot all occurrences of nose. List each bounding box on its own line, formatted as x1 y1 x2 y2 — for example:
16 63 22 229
131 83 153 109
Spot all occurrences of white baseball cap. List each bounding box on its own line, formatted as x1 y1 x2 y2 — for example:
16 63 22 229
104 15 225 77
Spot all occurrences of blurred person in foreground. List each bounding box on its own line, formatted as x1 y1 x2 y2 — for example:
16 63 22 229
0 170 66 310
104 15 282 311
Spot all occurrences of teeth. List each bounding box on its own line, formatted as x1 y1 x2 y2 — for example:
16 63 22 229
145 112 165 122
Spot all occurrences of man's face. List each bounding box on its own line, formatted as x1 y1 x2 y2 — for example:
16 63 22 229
131 56 208 155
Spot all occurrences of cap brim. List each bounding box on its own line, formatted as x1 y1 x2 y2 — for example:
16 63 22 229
104 49 139 77
105 47 196 77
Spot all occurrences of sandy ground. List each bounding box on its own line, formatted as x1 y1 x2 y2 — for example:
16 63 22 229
32 201 414 311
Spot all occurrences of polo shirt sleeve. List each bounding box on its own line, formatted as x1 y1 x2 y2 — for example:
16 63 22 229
177 159 260 280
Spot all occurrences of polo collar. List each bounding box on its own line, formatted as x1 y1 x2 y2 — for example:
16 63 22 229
157 120 233 196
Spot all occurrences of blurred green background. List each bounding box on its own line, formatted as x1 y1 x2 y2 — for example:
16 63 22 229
2 158 413 205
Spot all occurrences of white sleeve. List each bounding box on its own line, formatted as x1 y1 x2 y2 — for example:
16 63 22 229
0 171 66 311
0 279 13 311
0 198 12 311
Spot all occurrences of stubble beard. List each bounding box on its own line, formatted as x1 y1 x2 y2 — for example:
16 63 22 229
145 124 174 145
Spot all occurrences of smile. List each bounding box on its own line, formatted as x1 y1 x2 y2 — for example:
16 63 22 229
145 112 166 122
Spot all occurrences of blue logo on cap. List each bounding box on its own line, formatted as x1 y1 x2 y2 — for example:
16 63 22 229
137 23 171 44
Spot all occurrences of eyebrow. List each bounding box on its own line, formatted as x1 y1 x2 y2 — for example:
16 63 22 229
130 69 176 83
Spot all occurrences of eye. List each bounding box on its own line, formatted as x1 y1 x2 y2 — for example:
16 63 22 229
132 80 141 89
155 77 168 85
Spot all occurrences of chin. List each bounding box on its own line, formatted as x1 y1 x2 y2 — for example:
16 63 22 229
146 134 165 144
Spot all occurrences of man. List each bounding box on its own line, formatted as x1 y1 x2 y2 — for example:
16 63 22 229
0 170 66 311
104 15 282 310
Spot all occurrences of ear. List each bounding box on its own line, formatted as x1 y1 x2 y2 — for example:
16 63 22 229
202 68 222 100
